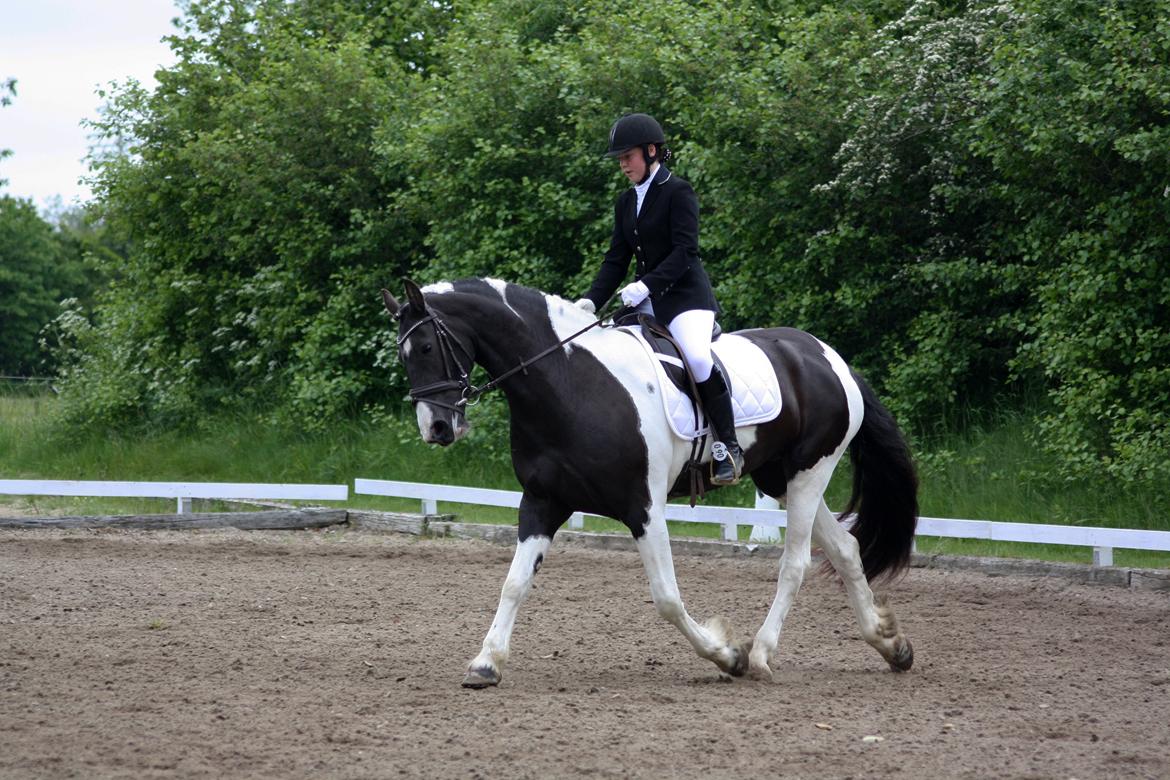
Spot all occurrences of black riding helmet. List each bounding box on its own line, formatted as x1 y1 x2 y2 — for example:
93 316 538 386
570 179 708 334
606 112 666 155
605 113 668 184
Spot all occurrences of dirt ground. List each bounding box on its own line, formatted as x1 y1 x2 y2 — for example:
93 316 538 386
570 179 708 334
1 527 1168 779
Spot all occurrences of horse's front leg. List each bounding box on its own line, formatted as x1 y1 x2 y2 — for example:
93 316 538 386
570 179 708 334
463 494 568 688
634 500 752 677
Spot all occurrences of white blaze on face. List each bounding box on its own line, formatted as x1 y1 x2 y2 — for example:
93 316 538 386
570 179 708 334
415 401 438 441
402 281 472 443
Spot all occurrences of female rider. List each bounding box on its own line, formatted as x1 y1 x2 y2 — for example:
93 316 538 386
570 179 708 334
576 113 744 485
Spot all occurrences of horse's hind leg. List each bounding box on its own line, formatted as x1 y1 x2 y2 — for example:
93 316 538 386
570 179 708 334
747 463 832 681
634 501 751 677
812 499 913 671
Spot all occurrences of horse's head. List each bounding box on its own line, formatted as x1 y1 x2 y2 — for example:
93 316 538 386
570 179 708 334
382 279 473 446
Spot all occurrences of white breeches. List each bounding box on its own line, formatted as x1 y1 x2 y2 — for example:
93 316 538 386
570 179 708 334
634 300 715 382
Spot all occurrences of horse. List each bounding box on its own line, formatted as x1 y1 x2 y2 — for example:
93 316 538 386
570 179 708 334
381 277 917 688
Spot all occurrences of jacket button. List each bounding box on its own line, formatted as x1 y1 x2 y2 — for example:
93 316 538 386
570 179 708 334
636 246 642 252
634 229 639 236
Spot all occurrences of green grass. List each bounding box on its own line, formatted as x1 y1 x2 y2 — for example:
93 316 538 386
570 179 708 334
1 395 1167 569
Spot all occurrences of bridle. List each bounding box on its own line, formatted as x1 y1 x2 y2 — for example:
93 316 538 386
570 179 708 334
396 308 478 412
396 301 623 411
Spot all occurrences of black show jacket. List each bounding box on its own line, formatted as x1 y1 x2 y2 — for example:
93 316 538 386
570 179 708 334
584 166 719 325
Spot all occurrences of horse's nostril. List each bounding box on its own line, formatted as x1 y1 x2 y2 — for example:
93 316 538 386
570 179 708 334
431 419 453 444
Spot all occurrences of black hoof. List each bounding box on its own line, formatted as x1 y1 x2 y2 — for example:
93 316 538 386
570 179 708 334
461 666 500 688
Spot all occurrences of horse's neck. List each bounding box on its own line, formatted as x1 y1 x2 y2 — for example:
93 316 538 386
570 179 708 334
459 294 550 381
462 292 582 403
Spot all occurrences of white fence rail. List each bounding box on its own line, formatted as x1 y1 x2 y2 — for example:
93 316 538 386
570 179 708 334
354 478 1170 568
4 477 1166 567
0 479 349 514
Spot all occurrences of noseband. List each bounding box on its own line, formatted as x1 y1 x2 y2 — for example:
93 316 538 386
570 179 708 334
396 308 477 412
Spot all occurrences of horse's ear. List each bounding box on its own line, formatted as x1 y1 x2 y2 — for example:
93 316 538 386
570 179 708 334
402 278 426 311
381 288 401 317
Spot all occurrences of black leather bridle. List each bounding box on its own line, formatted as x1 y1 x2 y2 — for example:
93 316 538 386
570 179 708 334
396 308 478 412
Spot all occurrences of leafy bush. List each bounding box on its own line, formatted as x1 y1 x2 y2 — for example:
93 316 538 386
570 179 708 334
49 0 1170 486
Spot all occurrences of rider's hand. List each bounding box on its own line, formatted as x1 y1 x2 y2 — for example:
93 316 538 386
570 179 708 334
574 298 596 314
619 281 650 307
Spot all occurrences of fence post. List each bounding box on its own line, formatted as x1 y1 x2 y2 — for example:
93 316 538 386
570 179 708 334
722 520 738 542
1092 546 1113 567
751 491 782 543
177 497 192 514
421 498 438 516
568 512 584 530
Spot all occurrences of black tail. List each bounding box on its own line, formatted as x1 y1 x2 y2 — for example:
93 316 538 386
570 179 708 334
839 375 918 582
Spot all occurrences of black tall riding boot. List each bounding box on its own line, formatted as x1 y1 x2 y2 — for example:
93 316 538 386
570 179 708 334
697 365 744 485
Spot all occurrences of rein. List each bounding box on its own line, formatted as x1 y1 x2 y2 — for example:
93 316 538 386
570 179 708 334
399 303 630 409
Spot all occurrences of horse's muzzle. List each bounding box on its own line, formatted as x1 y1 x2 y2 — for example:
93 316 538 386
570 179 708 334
417 404 470 446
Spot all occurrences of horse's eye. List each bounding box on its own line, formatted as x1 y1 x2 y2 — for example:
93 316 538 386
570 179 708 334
421 343 433 354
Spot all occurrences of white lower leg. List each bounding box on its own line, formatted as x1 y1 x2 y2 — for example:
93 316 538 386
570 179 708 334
748 530 811 675
749 475 828 676
467 536 551 679
813 501 881 636
636 514 746 674
813 501 912 669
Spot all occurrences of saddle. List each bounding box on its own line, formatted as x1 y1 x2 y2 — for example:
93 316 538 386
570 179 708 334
615 314 783 442
615 311 723 427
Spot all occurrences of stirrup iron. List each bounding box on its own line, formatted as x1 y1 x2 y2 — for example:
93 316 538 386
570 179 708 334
710 440 743 485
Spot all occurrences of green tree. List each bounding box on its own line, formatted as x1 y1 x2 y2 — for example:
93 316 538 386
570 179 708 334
0 197 86 374
1 77 15 185
973 0 1170 481
49 0 1170 487
810 0 1029 423
64 0 442 428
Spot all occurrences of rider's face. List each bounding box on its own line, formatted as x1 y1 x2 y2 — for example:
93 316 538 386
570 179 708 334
618 144 654 183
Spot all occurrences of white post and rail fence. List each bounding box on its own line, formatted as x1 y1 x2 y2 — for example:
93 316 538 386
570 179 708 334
0 480 350 530
353 478 1170 569
2 477 1168 569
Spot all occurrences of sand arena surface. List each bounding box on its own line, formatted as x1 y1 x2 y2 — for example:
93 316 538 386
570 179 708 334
1 527 1168 779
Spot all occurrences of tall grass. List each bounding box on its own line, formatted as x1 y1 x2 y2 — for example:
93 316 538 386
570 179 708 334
1 395 1166 568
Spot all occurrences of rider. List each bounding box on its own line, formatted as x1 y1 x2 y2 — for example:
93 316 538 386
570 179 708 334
576 113 744 485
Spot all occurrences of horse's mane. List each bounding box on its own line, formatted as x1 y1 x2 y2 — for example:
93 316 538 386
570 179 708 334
423 277 596 329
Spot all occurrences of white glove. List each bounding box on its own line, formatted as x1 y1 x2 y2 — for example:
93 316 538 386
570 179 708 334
619 281 650 307
574 298 596 314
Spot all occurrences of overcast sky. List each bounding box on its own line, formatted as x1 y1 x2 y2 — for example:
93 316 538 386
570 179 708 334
1 0 180 212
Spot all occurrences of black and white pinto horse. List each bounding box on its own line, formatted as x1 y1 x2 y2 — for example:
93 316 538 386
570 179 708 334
382 277 917 687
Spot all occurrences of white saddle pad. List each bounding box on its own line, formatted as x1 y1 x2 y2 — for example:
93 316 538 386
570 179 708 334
624 328 782 440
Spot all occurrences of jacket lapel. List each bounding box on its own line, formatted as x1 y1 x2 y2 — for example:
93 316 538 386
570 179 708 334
622 190 638 244
636 165 672 224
